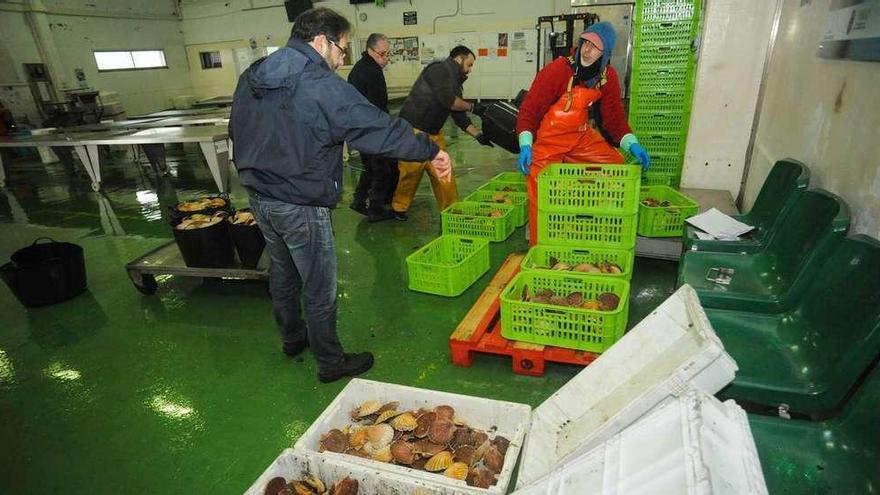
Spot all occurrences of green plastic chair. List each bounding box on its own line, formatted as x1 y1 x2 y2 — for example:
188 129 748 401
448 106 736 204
710 235 880 415
684 159 810 254
676 189 850 312
748 361 880 494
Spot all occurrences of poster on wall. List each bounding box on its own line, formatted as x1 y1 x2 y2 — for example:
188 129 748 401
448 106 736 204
819 0 880 61
388 36 419 65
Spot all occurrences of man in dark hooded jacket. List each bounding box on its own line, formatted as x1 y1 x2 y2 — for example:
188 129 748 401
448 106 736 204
229 7 452 383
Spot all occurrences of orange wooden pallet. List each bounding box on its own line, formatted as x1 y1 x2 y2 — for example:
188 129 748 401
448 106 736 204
449 253 599 376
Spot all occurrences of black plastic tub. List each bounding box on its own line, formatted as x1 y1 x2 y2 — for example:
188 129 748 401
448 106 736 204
228 209 265 269
0 238 87 307
172 219 235 268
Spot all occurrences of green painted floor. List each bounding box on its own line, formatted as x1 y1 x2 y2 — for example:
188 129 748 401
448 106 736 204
0 120 679 494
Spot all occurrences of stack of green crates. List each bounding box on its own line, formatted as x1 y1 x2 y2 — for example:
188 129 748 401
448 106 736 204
630 0 702 187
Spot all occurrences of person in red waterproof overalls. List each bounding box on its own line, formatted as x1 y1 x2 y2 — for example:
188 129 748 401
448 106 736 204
515 22 651 245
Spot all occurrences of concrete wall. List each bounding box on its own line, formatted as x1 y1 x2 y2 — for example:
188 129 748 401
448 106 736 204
744 0 880 237
0 0 193 119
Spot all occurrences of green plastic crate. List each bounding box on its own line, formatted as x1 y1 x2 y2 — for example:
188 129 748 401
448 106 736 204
632 44 694 70
630 89 693 114
406 235 490 297
476 180 527 194
636 0 701 23
646 153 684 176
442 201 516 242
629 111 691 134
630 66 695 93
637 133 687 156
638 185 699 237
537 164 642 214
464 189 528 227
641 172 681 187
500 271 630 352
490 171 526 184
537 210 638 248
521 244 635 280
634 20 699 46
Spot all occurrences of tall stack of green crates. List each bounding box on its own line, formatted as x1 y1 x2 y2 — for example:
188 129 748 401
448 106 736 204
630 0 702 187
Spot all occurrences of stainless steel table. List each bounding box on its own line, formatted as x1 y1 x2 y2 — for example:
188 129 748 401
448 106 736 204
0 126 230 192
192 95 233 108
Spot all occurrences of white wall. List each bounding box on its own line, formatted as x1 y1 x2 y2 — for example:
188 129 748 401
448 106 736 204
180 0 573 99
0 0 194 119
744 0 880 237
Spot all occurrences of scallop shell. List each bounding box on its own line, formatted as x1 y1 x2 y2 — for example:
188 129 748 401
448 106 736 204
414 412 436 438
374 409 401 424
411 457 428 470
357 400 381 418
319 429 349 453
348 427 368 449
454 445 477 467
434 405 455 420
428 418 456 445
450 427 474 450
290 480 314 495
371 445 393 463
424 451 454 472
413 439 446 457
467 466 497 489
444 462 469 481
303 474 326 493
484 444 505 473
492 435 511 456
264 477 287 495
365 423 394 449
377 401 399 414
331 477 358 495
597 292 621 311
390 440 416 465
390 412 418 431
474 438 491 462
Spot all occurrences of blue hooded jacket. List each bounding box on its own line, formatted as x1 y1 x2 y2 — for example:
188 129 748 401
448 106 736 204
229 38 438 207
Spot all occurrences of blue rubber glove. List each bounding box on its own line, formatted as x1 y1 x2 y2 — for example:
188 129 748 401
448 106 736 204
621 133 651 171
518 131 533 176
630 143 650 170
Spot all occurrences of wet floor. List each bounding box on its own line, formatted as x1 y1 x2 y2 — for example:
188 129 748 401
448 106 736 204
0 118 678 494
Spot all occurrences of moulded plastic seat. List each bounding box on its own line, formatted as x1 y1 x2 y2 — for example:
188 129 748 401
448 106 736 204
710 235 880 415
748 361 880 494
684 159 810 254
676 189 849 312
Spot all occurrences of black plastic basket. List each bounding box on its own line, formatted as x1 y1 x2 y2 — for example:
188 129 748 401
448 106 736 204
171 217 235 268
1 238 87 307
228 208 265 269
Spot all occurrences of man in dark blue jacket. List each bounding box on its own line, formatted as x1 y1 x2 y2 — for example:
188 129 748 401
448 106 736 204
229 7 451 383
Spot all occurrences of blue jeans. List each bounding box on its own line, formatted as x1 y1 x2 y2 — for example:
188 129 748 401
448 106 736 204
248 192 344 372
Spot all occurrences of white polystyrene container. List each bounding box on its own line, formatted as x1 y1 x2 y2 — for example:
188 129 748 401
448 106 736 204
244 448 442 495
292 378 532 495
516 284 738 487
512 390 768 495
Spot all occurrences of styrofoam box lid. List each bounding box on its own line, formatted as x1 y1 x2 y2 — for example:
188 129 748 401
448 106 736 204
517 284 738 487
244 448 446 495
292 378 532 495
512 389 767 495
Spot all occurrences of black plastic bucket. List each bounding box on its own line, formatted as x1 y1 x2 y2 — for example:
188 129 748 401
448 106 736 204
172 218 235 268
228 209 265 269
0 238 87 307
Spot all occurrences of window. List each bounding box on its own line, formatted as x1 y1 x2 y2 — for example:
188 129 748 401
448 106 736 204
94 50 167 71
199 51 222 69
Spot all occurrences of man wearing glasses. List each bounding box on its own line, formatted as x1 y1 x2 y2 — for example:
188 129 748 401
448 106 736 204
515 22 652 245
347 33 398 222
229 8 452 383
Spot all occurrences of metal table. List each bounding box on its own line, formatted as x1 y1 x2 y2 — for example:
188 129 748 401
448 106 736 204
635 187 740 261
126 241 268 295
130 107 228 119
192 95 233 108
0 126 230 191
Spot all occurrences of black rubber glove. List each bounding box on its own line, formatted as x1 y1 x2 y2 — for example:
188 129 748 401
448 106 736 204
472 101 488 117
475 133 495 147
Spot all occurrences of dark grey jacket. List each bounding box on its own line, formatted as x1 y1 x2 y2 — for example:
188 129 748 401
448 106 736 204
229 38 438 207
348 52 388 113
399 57 472 135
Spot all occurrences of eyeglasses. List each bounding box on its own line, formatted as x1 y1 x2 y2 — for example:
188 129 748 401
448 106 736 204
370 48 390 58
581 39 603 54
328 38 346 53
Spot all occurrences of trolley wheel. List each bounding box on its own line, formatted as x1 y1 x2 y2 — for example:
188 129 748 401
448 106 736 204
520 359 534 370
133 273 158 295
90 181 101 192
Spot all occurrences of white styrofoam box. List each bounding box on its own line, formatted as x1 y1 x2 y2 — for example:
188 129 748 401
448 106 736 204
516 284 738 487
293 378 532 495
245 448 442 495
512 390 768 495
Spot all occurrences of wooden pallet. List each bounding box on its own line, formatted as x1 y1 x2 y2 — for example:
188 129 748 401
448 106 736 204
449 253 598 376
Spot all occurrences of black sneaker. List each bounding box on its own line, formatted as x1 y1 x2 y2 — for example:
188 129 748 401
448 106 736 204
393 210 408 222
318 352 374 383
367 209 395 223
349 202 368 216
282 340 309 358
